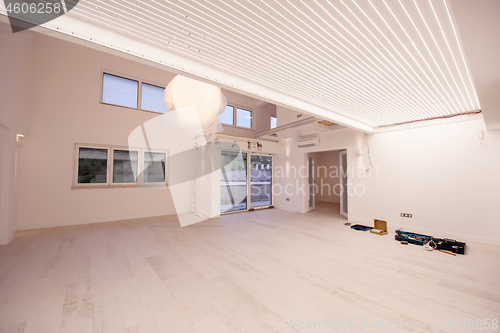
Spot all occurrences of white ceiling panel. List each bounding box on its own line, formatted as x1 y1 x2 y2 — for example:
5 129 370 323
1 0 481 130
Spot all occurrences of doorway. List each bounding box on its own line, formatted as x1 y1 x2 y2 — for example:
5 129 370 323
307 149 348 218
220 151 273 214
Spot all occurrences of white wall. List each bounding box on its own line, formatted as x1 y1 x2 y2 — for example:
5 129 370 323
276 106 304 127
310 151 341 204
0 22 36 243
12 30 182 230
274 119 500 245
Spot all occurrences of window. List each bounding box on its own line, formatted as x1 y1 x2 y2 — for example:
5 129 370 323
101 72 169 114
236 108 252 128
78 148 108 183
144 152 166 183
271 116 277 129
113 150 138 183
218 105 234 125
218 105 254 129
141 83 168 114
74 144 167 187
102 73 138 108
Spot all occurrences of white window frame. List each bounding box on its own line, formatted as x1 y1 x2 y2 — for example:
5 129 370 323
100 70 167 115
219 103 255 130
73 143 169 189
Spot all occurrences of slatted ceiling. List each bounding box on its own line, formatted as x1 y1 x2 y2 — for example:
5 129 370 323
61 0 479 128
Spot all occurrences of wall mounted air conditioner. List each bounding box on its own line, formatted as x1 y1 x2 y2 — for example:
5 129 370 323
297 137 320 148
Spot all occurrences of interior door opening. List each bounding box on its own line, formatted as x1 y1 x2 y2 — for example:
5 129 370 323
307 149 348 218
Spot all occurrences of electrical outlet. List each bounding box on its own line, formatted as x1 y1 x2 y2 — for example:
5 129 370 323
401 213 413 218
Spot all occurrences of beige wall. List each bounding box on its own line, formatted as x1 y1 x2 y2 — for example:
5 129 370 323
12 29 181 230
310 151 341 204
0 23 36 243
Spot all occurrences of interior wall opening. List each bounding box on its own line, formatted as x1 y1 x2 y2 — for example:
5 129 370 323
307 149 347 219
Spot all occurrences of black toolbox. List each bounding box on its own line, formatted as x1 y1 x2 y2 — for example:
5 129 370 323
433 238 466 255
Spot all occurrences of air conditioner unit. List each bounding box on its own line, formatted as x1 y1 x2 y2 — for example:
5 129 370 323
297 137 320 148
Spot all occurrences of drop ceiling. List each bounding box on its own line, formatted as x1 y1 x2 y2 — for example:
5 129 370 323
1 0 485 132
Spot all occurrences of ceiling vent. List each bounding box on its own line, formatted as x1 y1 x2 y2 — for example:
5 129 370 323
297 137 320 148
318 120 336 126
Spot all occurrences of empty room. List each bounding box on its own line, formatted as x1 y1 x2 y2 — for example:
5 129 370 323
0 0 499 332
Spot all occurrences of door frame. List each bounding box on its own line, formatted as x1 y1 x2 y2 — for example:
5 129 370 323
339 150 348 218
301 145 351 220
307 155 315 212
221 150 274 215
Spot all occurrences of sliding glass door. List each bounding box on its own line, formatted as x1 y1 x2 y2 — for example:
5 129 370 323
250 155 272 207
220 152 273 214
220 151 247 213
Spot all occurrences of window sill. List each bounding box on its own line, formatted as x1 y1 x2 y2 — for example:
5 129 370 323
71 183 167 190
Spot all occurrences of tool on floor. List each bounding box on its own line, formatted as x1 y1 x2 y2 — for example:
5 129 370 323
350 224 373 231
438 249 456 256
370 219 388 235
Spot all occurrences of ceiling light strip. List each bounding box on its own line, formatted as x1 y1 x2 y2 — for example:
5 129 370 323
346 0 443 117
262 0 417 118
329 0 444 117
428 0 474 110
442 0 480 109
301 0 436 119
136 0 395 118
372 0 453 114
159 0 399 119
397 0 461 113
189 0 401 115
414 0 470 111
284 0 431 119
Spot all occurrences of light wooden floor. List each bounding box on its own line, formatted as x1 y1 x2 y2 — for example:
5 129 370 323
1 203 499 333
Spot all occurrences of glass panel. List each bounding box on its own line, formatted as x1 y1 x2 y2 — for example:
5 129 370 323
250 155 272 207
113 150 138 183
141 83 168 113
78 148 108 183
102 73 138 108
236 108 252 128
271 116 277 129
144 152 166 183
220 151 247 213
218 105 234 125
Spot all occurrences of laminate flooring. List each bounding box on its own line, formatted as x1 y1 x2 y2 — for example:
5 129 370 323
1 203 499 332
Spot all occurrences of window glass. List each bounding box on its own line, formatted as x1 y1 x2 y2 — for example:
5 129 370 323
102 73 138 108
218 105 234 125
78 148 108 183
144 152 166 183
113 150 138 183
271 116 277 129
237 108 252 128
141 83 168 113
